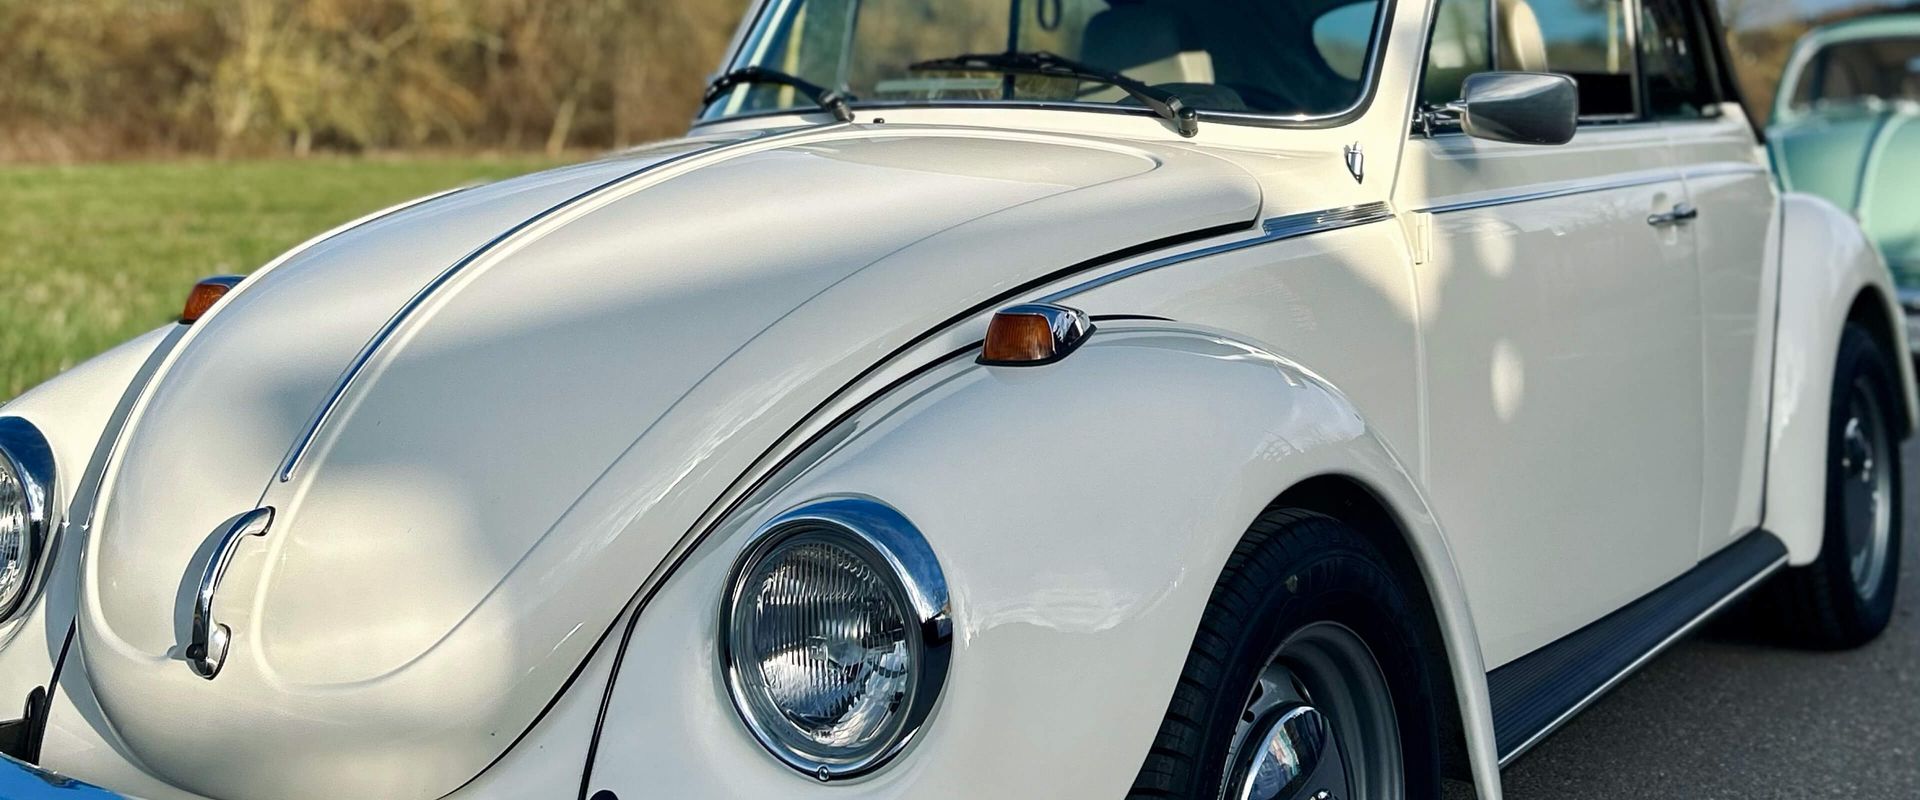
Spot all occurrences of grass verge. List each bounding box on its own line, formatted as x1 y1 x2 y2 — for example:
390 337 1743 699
1 156 559 399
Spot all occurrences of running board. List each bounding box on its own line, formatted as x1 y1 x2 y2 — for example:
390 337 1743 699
1488 529 1788 765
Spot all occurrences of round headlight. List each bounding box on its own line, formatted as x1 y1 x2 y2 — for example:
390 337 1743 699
0 418 55 621
721 497 950 781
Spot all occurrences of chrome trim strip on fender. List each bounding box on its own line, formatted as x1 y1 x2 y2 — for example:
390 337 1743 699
278 124 850 482
1418 173 1679 215
1039 201 1394 303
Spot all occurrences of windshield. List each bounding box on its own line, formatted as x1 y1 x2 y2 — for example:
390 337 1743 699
702 0 1389 123
1786 36 1920 114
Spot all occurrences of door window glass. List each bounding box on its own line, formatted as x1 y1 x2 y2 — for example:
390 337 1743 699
1314 1 1381 80
1788 37 1920 113
1638 0 1717 119
1419 0 1492 108
1495 0 1636 117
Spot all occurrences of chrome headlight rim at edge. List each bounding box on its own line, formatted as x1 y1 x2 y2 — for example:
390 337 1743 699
719 495 953 782
0 418 56 622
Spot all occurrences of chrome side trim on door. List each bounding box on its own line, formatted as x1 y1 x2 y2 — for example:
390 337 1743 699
1677 162 1771 181
277 124 850 482
1417 172 1678 215
1039 202 1394 302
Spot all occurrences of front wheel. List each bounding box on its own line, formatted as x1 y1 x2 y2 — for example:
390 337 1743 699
1126 509 1441 800
1760 323 1905 649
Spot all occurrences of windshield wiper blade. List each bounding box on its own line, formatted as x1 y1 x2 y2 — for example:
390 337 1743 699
909 51 1198 137
703 67 855 123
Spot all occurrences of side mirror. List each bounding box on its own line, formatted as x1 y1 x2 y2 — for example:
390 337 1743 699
1453 72 1578 145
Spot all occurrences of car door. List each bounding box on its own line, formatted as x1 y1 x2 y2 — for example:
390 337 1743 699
1394 0 1705 667
1638 0 1782 558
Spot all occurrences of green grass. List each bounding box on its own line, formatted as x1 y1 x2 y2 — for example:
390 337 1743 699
0 156 561 400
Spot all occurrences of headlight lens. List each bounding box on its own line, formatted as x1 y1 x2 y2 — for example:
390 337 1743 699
722 497 950 781
0 418 54 621
0 456 29 609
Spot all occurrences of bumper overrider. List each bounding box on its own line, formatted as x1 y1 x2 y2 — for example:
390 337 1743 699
0 752 125 798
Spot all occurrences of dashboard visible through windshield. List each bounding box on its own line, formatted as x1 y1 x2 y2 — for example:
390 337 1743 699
701 0 1390 124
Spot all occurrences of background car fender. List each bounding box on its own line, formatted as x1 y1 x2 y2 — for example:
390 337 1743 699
583 322 1503 799
1768 192 1920 565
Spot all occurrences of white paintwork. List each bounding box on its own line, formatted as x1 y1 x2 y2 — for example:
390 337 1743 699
1767 192 1919 565
0 0 1909 798
0 328 172 729
1396 122 1709 667
582 325 1497 799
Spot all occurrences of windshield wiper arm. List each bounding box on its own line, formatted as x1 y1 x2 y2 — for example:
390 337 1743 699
909 51 1198 137
702 67 855 123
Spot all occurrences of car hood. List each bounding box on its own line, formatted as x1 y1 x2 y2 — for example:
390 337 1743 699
75 124 1261 800
1770 106 1920 278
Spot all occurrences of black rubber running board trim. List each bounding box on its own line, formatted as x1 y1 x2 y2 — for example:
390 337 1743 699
1488 529 1788 764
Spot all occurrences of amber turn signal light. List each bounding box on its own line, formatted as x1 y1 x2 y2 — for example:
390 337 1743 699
979 303 1093 367
180 276 245 324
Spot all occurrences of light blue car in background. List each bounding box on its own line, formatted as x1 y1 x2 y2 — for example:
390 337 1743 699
1769 13 1920 353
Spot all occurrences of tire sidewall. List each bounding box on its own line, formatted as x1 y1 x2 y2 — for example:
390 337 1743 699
1822 325 1904 630
1187 519 1442 800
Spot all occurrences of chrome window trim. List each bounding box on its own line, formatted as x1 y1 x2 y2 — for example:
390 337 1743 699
1039 202 1395 303
1415 172 1678 214
277 125 845 482
0 418 56 622
719 496 952 782
698 0 1401 131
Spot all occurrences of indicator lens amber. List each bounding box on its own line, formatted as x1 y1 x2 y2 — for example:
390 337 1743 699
180 277 243 324
981 313 1057 364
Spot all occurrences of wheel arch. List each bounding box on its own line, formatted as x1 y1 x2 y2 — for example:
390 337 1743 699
1269 474 1475 785
1768 193 1919 565
580 321 1508 798
1845 286 1914 438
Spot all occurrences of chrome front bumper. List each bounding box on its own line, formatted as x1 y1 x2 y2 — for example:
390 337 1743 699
0 754 127 798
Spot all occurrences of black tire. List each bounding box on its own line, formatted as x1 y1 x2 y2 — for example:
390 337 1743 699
1757 323 1904 649
1126 508 1442 799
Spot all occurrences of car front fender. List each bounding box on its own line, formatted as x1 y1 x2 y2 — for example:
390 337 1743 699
0 324 179 747
581 322 1501 799
1768 192 1920 565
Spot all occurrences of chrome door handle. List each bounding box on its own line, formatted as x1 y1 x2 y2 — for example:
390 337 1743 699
185 507 273 679
1647 202 1699 227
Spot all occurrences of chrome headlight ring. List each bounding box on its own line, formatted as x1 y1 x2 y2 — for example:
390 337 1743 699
720 496 952 782
0 418 55 622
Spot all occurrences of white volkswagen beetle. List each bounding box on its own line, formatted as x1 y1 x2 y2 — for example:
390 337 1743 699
0 0 1910 798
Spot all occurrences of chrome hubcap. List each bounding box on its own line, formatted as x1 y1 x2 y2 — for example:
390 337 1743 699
1840 378 1894 600
1223 623 1401 800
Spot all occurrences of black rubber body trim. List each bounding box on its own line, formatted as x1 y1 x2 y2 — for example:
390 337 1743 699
1488 529 1787 762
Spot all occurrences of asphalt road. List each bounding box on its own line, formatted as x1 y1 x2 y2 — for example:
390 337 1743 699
1497 438 1920 799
